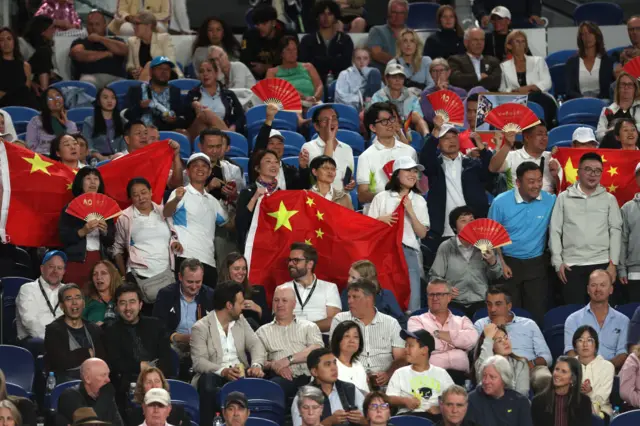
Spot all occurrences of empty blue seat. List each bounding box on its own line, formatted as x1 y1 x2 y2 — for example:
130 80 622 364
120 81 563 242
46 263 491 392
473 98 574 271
0 345 34 392
548 124 595 146
336 130 365 156
409 130 425 153
390 415 434 426
106 80 143 109
158 131 192 159
543 304 585 331
544 324 565 362
615 303 640 319
246 105 298 142
574 3 624 26
557 98 607 127
406 2 439 30
282 156 299 168
222 131 249 158
2 106 39 134
549 64 567 98
49 380 81 410
307 103 360 137
278 130 306 150
546 50 577 68
51 81 98 98
169 79 201 98
5 383 29 398
1 277 32 344
67 108 94 129
219 379 285 423
592 413 605 426
528 101 545 121
610 409 640 426
167 379 199 422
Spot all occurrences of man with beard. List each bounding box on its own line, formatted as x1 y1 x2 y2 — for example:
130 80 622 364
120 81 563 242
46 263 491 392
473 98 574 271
164 153 230 289
103 283 172 402
44 284 106 382
191 281 265 426
125 56 186 131
279 243 341 332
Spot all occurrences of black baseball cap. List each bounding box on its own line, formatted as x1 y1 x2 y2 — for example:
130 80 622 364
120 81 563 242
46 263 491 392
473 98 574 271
401 329 435 354
225 391 248 409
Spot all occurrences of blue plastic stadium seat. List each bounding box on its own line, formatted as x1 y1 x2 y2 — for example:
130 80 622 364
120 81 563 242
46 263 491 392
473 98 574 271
232 157 249 174
219 379 285 423
528 101 545 121
610 409 640 426
544 324 565 362
5 383 29 398
324 80 337 103
608 46 627 59
549 64 567 98
282 156 299 168
615 303 640 320
557 98 607 127
2 106 39 134
167 379 199 421
548 124 596 147
158 131 191 159
406 3 439 31
67 108 94 129
49 380 81 411
573 3 624 26
410 130 425 153
169 79 201 99
592 413 605 426
543 304 585 331
0 345 35 392
222 131 249 158
246 105 298 143
106 80 144 109
1 277 32 344
307 104 360 137
51 81 98 98
390 415 434 426
546 50 577 68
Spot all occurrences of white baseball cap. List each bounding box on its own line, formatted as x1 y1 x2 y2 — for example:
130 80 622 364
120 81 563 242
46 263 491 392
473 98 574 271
186 153 211 168
491 6 511 19
393 156 425 172
572 127 597 144
144 388 171 406
269 129 285 142
439 124 460 138
384 62 406 77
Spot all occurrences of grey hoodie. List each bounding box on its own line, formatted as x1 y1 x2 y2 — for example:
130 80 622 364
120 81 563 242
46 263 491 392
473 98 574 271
549 183 622 270
619 194 640 279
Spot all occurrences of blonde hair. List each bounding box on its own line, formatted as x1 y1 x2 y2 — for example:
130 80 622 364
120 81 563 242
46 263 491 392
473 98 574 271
0 400 21 426
614 71 640 105
351 260 380 290
133 367 169 404
396 29 424 72
505 30 528 55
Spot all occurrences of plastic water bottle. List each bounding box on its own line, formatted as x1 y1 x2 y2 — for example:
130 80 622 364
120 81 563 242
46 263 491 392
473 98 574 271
326 71 335 87
45 372 56 395
612 406 620 419
129 383 136 400
213 412 224 426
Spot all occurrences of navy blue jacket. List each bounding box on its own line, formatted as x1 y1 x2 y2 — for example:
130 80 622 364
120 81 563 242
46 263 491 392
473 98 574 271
420 134 492 237
125 84 187 130
152 282 214 340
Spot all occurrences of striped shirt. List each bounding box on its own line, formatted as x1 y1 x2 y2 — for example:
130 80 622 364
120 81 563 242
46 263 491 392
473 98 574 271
329 309 405 373
256 317 324 377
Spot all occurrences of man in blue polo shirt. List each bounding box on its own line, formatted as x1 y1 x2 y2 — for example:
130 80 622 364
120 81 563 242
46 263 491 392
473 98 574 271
488 161 555 325
564 269 629 370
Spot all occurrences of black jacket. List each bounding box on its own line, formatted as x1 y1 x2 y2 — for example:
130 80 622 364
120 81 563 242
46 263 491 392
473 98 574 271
125 84 187 130
236 183 266 253
420 134 491 237
58 206 115 263
472 0 541 27
423 29 465 60
152 282 214 340
531 393 593 426
565 54 614 100
57 382 123 426
103 316 172 382
298 31 354 84
239 21 297 79
44 316 106 377
183 84 246 135
466 386 532 426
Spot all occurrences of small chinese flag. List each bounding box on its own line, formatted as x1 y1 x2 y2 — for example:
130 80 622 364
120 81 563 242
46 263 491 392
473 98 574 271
245 190 411 309
552 147 640 206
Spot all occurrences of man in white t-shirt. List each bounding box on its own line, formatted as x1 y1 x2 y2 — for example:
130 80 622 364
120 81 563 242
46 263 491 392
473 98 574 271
488 122 558 194
301 105 355 192
357 102 418 213
279 243 341 332
387 329 454 422
163 153 229 289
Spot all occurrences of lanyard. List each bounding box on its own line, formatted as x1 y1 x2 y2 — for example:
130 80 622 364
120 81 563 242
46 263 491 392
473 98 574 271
293 278 317 311
38 278 58 317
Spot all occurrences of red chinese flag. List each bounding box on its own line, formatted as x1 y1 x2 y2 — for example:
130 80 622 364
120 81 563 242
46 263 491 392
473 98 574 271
245 190 411 309
552 147 640 206
99 141 174 208
0 141 75 246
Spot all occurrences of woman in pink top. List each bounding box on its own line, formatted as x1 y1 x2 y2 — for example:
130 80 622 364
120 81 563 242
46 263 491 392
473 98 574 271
35 0 81 31
619 345 640 408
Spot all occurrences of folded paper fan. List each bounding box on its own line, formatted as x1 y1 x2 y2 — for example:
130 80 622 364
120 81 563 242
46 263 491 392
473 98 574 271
66 193 122 222
426 89 465 126
623 57 640 80
484 103 540 133
458 218 512 254
251 78 302 112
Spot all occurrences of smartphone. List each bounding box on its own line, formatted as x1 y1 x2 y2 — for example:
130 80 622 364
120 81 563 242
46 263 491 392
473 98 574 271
343 166 353 188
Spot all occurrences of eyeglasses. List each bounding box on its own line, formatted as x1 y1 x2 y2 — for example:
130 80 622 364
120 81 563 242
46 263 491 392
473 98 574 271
577 338 595 345
580 166 603 175
427 292 450 299
629 27 640 33
620 82 636 89
300 404 322 411
48 96 63 102
374 116 397 126
287 258 307 264
369 403 390 410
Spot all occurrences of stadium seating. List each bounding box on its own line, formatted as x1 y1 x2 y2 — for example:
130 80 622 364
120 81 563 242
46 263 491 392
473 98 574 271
282 156 299 168
528 101 545 121
1 276 31 344
557 98 607 127
610 409 640 426
246 419 279 426
106 80 144 109
51 81 98 98
5 383 29 398
169 79 201 101
546 50 576 67
548 124 596 148
49 380 81 411
167 379 200 422
222 131 250 158
307 103 360 137
336 130 366 156
410 130 425 153
159 131 192 159
573 2 624 26
2 106 39 134
324 80 337 103
406 2 439 31
219 378 285 423
246 105 297 142
615 303 640 319
549 64 567 98
543 324 565 362
543 304 584 331
390 415 434 426
67 107 94 130
0 345 35 392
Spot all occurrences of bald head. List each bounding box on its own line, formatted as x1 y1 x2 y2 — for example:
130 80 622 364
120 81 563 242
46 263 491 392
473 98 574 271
273 285 296 320
81 358 110 396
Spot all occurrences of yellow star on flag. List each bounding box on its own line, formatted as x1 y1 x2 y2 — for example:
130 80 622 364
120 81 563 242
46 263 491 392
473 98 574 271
316 210 324 221
563 157 578 184
305 197 315 207
305 239 313 245
267 201 298 231
607 166 618 177
608 183 618 193
67 182 73 190
315 228 325 239
601 155 607 163
23 153 54 175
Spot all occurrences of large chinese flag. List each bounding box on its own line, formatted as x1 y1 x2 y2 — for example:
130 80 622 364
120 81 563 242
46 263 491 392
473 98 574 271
553 148 640 206
245 190 411 309
0 141 174 247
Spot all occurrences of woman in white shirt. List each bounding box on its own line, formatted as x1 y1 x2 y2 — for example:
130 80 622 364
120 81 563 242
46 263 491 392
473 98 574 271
335 48 382 111
572 325 614 421
330 320 370 394
367 156 429 312
389 28 434 96
310 155 353 210
596 72 640 143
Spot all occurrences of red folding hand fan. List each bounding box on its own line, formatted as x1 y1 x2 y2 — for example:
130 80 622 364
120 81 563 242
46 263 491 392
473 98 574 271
251 78 302 112
484 103 540 133
458 218 512 254
426 89 465 126
66 193 122 222
623 57 640 80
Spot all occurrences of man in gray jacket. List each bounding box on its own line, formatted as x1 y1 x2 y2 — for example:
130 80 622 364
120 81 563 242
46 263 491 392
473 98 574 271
619 163 640 302
549 152 622 304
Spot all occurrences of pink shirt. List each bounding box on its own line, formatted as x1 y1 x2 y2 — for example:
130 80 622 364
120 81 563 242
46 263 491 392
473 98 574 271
407 310 479 372
35 1 81 29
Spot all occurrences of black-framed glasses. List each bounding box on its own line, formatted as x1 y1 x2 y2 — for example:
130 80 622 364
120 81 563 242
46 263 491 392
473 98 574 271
427 292 450 299
374 116 397 126
369 403 390 410
580 166 602 176
287 257 306 264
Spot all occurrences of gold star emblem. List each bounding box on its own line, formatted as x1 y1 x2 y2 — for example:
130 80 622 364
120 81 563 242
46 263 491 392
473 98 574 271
607 166 618 177
67 182 73 190
563 157 578 184
315 228 325 239
607 183 618 193
23 153 54 175
305 197 315 207
267 201 299 231
316 210 324 221
601 155 607 163
305 239 313 245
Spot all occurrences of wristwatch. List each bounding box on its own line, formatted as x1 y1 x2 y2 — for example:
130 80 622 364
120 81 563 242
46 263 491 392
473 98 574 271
287 355 294 364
